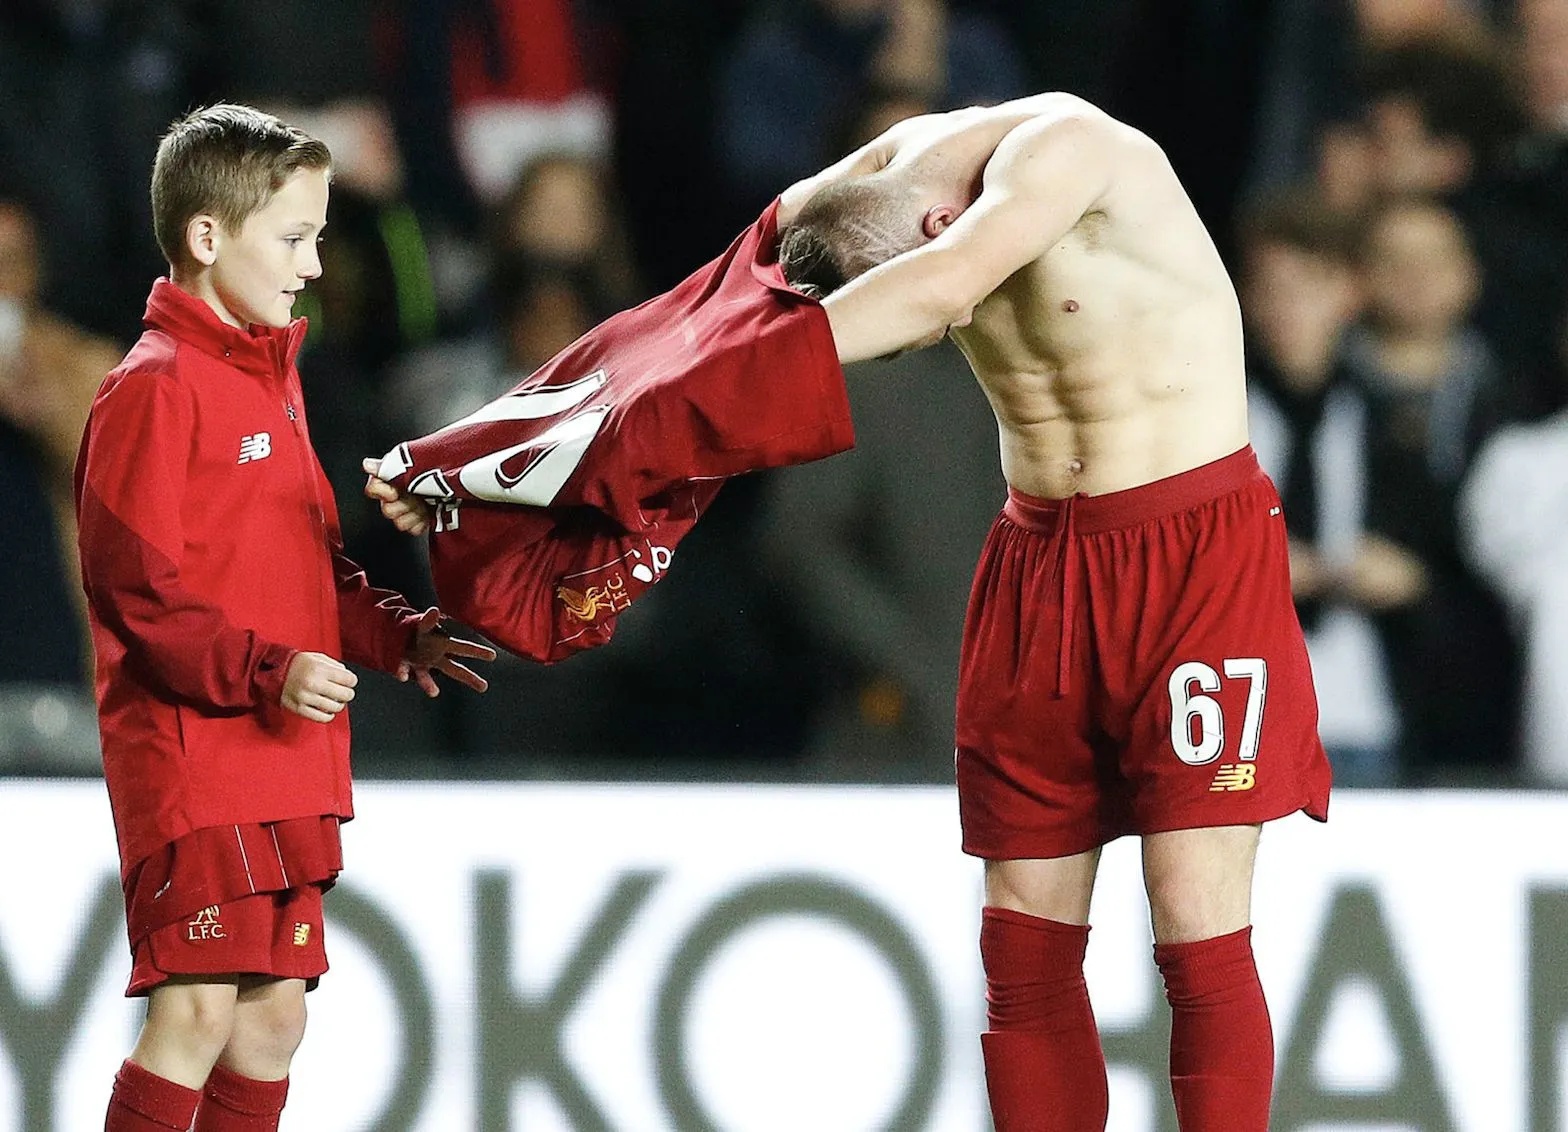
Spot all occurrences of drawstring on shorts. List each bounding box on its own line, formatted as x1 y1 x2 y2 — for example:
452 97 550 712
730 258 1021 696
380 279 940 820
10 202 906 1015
1051 493 1079 698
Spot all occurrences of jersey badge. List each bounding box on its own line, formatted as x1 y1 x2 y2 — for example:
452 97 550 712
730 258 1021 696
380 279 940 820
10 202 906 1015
557 575 632 624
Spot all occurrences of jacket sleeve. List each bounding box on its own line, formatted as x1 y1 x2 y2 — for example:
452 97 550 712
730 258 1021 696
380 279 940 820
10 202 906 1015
75 371 297 709
309 452 424 672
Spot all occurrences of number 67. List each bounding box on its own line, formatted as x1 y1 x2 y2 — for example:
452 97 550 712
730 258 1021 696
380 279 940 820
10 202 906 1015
1167 658 1267 766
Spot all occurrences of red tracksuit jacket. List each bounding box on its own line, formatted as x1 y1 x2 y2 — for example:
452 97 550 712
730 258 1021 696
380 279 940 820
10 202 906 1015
76 279 421 875
377 200 853 662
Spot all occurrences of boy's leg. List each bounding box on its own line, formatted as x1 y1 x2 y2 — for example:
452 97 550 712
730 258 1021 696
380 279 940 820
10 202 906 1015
1143 824 1273 1132
193 977 305 1132
979 853 1109 1132
106 978 237 1131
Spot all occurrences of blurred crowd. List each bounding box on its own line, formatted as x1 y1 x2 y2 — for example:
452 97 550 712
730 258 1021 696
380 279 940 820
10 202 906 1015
1 0 1564 788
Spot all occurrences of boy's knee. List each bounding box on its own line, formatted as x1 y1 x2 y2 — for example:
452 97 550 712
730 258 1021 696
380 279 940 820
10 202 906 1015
236 986 308 1062
147 983 238 1058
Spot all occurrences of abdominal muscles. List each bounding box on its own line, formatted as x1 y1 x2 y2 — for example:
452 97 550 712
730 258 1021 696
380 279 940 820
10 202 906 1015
951 252 1249 499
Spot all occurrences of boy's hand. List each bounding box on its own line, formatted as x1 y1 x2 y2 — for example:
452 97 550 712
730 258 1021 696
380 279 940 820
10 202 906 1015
281 652 358 722
399 607 496 696
363 456 433 535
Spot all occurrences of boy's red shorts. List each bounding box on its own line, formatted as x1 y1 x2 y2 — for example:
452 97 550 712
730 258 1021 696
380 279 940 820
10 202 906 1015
128 884 328 996
121 816 341 996
956 447 1332 860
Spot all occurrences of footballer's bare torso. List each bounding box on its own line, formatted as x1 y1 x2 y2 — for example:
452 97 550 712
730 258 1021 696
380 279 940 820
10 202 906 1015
914 97 1252 499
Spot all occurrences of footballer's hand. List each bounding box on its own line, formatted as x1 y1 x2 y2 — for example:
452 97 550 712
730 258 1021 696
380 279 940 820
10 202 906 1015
363 457 433 536
281 651 358 723
399 607 496 696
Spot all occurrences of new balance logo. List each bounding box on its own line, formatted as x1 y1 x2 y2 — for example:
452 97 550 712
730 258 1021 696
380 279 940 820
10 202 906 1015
237 433 272 464
1209 764 1257 792
293 923 311 947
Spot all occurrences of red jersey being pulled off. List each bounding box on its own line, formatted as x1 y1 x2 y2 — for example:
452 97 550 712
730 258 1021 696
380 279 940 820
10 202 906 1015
378 200 852 662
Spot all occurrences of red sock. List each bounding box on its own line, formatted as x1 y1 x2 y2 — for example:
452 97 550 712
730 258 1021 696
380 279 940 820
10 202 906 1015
979 907 1108 1132
1154 926 1274 1131
105 1059 201 1131
192 1064 289 1132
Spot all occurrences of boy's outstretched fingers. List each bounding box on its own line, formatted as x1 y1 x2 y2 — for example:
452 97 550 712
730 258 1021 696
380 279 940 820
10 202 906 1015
403 608 497 695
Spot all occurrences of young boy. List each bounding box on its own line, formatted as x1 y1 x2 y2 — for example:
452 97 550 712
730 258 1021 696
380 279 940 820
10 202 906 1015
75 104 495 1132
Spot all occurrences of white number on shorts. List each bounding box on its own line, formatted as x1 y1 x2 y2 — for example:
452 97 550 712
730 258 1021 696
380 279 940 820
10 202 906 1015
1167 658 1268 766
1223 657 1268 762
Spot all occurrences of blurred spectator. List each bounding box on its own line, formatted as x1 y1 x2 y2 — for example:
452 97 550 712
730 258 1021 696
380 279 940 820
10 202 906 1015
389 254 601 441
1466 0 1568 420
1249 0 1494 194
490 153 641 313
0 199 121 688
1460 307 1568 783
715 0 1025 219
0 0 200 338
1342 195 1520 779
203 0 443 358
1306 30 1521 217
390 0 611 209
1359 32 1521 197
1517 0 1568 137
1237 187 1402 781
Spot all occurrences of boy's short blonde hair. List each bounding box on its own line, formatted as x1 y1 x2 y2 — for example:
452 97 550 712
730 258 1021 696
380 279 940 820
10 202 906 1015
151 104 332 270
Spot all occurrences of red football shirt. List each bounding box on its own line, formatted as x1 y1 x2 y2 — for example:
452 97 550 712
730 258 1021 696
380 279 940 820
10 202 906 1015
378 200 852 661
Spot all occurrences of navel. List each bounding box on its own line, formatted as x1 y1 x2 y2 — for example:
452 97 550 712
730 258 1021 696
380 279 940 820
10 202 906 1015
1067 458 1084 475
1062 299 1080 313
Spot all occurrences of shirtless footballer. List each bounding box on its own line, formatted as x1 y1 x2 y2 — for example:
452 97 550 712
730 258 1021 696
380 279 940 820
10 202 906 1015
777 92 1332 1132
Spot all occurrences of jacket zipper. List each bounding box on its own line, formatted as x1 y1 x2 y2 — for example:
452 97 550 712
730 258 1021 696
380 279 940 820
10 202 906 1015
284 390 335 691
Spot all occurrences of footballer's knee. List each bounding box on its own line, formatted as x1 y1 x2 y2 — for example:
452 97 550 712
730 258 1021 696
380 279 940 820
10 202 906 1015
1142 825 1260 944
226 979 308 1075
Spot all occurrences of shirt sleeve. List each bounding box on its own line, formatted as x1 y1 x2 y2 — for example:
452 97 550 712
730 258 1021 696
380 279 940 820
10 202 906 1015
75 371 297 709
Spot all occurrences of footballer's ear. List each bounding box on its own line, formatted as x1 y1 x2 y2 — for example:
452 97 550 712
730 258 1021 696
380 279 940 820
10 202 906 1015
186 214 220 267
922 204 961 239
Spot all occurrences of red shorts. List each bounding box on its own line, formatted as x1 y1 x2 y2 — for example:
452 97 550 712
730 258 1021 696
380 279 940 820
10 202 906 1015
128 885 328 996
956 447 1332 860
121 817 341 996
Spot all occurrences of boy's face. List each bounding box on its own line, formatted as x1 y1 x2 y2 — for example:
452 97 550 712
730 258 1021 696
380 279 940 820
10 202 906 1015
207 167 329 329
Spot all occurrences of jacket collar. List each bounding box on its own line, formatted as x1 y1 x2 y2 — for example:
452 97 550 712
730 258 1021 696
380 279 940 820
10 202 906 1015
143 278 308 378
